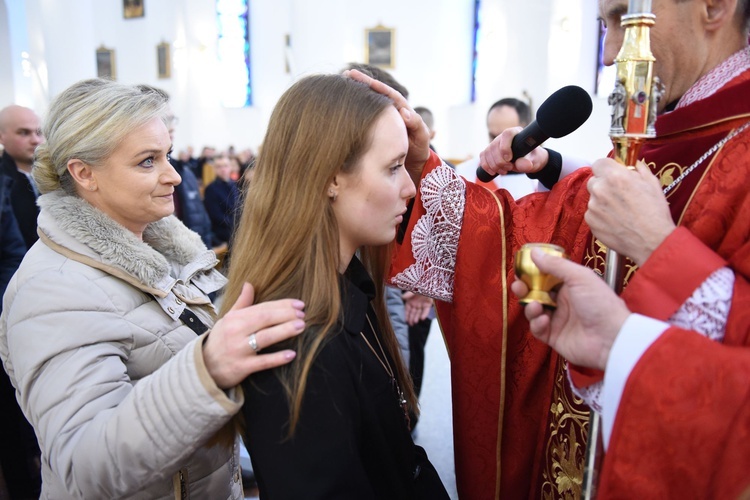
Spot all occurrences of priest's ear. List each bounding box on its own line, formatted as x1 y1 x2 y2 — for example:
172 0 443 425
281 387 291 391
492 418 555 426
701 0 741 32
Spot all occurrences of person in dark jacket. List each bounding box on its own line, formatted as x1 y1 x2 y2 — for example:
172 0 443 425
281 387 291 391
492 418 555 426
172 158 214 247
221 74 449 499
0 105 43 500
0 173 40 500
0 105 44 250
0 175 25 301
203 154 241 245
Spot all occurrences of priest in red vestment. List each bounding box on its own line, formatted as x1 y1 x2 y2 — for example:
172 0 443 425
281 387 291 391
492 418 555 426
352 0 750 497
511 249 750 499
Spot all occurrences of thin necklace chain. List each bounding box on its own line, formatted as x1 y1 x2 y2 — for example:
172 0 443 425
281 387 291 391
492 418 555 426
360 314 410 427
360 315 395 379
662 121 750 196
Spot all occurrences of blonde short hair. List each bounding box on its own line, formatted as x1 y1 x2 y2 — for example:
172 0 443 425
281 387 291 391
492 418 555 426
33 79 168 195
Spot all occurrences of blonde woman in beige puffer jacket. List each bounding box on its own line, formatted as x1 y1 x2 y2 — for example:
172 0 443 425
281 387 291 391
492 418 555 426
0 79 306 499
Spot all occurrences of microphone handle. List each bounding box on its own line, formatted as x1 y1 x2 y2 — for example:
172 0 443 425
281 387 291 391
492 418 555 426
476 121 546 182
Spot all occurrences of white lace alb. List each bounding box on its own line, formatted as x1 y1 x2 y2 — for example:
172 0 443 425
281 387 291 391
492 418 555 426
391 162 466 302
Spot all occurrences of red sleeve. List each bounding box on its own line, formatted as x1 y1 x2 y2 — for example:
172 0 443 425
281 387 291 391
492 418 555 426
599 327 750 498
620 227 727 319
570 227 728 388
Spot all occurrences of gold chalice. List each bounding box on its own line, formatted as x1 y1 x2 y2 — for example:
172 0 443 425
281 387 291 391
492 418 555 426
514 243 568 308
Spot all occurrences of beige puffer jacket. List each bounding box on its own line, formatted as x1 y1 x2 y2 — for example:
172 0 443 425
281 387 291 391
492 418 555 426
0 191 244 499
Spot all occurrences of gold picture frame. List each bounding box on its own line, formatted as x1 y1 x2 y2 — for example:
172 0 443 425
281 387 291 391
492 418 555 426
365 25 395 68
157 42 171 79
96 46 116 80
123 0 144 19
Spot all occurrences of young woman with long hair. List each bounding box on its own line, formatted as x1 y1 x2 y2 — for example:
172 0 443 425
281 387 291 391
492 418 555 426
222 74 448 499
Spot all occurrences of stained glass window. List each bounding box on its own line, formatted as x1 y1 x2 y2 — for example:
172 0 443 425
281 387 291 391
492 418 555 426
471 0 480 102
216 0 252 107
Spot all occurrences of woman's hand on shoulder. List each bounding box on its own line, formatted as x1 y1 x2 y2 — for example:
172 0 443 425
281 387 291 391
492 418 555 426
203 283 306 389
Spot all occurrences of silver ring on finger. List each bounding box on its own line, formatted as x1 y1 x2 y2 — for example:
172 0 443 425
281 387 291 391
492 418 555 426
248 332 260 353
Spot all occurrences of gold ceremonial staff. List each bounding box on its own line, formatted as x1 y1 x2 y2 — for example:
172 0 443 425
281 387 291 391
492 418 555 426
582 0 662 498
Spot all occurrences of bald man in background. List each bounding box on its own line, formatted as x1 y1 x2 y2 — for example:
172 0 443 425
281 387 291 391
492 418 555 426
0 105 44 250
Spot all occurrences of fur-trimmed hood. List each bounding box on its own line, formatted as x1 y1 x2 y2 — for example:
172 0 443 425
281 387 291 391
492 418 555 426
36 190 219 291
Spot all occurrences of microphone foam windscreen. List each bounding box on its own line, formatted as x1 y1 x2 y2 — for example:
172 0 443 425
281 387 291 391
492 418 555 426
536 85 593 138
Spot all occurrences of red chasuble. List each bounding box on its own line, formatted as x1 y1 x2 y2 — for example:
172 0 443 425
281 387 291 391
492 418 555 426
389 68 750 499
391 156 593 499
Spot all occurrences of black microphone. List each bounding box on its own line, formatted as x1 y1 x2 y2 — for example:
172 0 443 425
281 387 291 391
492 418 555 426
476 85 593 182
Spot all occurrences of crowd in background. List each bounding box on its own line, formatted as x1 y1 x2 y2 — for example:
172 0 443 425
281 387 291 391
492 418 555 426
171 144 253 248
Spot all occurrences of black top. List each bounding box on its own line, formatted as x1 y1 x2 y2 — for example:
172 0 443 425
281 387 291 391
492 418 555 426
169 158 214 247
203 178 240 244
241 257 448 500
0 152 38 250
0 176 25 303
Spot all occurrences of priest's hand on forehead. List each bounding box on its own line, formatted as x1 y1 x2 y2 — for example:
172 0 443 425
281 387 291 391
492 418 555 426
345 69 431 181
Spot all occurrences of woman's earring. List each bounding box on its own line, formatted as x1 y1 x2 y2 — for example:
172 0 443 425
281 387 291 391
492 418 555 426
329 190 337 202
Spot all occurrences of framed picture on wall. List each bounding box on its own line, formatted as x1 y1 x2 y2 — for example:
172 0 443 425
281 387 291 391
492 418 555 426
365 25 395 68
157 42 171 79
124 0 145 19
96 46 116 80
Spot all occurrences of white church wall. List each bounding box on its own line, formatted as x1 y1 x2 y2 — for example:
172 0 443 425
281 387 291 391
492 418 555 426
0 0 612 162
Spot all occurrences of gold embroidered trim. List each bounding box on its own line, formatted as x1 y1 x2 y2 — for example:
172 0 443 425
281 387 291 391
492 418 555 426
541 361 587 499
489 190 509 499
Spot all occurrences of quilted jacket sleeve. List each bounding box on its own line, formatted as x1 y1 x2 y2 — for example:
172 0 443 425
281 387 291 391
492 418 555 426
1 267 240 498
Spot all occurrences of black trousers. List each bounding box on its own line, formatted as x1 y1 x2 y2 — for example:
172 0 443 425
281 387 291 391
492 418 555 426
408 318 432 429
0 364 41 499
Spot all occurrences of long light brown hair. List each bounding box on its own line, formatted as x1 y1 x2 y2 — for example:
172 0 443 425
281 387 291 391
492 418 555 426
221 74 417 434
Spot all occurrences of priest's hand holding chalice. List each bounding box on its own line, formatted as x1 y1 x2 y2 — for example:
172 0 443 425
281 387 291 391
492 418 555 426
514 243 568 309
510 244 631 372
